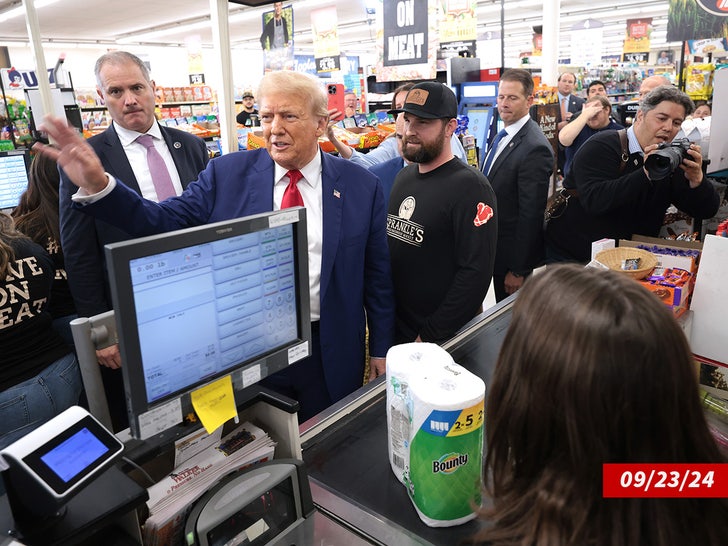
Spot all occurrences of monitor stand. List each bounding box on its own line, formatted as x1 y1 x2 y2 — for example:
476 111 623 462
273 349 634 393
1 465 147 546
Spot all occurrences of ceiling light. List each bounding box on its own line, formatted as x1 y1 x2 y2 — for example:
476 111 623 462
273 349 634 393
0 0 60 23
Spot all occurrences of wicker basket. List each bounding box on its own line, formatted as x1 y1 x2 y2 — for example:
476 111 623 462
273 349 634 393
595 247 658 280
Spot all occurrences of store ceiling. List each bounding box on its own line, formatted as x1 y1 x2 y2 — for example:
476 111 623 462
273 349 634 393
1 0 675 59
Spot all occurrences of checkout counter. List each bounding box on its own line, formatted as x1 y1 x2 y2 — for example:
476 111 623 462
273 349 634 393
0 298 513 546
299 298 513 545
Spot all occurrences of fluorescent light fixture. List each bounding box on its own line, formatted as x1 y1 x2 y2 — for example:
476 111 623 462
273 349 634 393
0 0 60 23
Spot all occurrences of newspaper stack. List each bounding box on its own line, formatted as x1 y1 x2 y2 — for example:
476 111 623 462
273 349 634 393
142 421 276 546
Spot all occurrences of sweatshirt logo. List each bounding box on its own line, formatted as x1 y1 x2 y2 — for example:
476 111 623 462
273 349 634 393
474 202 494 227
387 196 424 247
432 452 468 474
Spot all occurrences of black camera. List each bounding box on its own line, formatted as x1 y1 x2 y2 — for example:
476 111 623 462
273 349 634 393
644 138 691 180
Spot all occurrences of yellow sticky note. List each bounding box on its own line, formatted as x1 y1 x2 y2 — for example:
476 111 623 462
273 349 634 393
190 375 237 434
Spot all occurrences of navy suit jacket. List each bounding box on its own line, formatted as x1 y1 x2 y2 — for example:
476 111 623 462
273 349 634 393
556 94 585 123
485 119 553 276
368 156 404 209
75 148 395 402
60 124 208 317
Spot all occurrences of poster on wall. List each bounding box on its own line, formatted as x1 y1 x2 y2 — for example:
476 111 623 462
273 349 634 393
667 0 728 43
623 18 652 59
377 0 438 82
311 7 341 73
260 2 294 72
438 0 477 59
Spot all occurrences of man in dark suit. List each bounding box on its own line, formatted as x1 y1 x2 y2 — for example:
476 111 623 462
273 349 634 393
482 68 553 302
555 72 585 174
40 70 395 422
59 51 208 429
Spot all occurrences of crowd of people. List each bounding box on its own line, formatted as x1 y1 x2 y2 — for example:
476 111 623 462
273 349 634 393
2 50 724 539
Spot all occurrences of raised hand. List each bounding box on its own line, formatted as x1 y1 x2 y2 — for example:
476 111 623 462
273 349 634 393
32 115 109 194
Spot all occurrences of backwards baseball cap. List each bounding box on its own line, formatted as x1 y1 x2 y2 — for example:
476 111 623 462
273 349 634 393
389 82 457 119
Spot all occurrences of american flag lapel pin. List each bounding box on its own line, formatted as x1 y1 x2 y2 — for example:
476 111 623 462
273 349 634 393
333 189 340 199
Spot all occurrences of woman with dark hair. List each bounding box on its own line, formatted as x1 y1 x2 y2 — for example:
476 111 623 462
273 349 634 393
0 212 81 450
12 151 77 345
474 264 728 546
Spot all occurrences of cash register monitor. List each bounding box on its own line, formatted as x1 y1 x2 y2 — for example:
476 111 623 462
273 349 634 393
0 149 31 212
105 209 311 439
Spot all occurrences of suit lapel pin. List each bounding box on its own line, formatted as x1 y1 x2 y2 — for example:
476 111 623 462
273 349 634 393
333 189 341 199
173 142 182 149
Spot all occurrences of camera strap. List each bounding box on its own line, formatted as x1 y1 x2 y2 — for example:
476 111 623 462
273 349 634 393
618 129 629 173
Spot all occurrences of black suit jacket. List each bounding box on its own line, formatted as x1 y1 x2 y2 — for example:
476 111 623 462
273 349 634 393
59 124 209 317
484 118 553 276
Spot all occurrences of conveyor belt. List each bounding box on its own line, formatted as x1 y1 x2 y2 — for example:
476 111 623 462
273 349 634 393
303 301 513 545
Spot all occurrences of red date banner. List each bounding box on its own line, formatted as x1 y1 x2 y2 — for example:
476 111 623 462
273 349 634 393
603 464 728 498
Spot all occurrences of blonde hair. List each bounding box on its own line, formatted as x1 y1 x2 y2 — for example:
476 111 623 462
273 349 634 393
257 71 328 118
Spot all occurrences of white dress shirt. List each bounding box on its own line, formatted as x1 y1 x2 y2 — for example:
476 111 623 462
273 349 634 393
273 154 324 321
489 113 531 167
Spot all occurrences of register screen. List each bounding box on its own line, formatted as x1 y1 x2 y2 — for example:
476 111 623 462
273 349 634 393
129 224 298 403
39 428 110 483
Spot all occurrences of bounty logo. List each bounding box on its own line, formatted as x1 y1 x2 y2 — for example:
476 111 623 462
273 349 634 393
432 452 468 474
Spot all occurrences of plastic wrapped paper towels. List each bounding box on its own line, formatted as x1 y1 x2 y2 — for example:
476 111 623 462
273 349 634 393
386 342 485 527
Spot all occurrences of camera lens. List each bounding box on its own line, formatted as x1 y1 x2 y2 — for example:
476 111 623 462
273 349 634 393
644 146 684 180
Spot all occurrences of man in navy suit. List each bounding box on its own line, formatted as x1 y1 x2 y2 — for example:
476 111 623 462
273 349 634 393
482 69 553 302
39 70 395 422
555 72 585 174
59 51 208 429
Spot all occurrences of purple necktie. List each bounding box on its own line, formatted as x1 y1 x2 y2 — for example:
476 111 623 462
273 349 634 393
136 134 176 201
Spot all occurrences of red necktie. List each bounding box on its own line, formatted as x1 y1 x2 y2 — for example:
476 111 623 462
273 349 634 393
281 169 304 208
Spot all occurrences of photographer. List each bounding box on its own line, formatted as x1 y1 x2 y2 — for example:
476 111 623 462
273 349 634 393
545 86 720 263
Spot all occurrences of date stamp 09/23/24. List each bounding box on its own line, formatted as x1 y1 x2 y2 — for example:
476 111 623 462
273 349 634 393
603 464 728 498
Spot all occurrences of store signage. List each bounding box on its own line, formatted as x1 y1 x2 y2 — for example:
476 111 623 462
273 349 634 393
624 18 652 54
696 0 728 16
667 0 728 42
438 0 477 43
311 6 340 74
292 55 359 76
316 56 340 73
571 19 603 66
1 68 57 90
622 52 649 63
383 0 428 66
189 73 205 85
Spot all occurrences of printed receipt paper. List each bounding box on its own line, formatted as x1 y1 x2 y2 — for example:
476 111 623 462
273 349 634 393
190 375 237 434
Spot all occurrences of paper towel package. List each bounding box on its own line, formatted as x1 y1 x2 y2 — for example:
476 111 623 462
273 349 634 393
386 343 485 527
386 343 453 484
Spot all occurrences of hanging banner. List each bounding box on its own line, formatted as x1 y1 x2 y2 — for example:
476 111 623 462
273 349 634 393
570 19 603 66
311 6 341 73
438 0 477 58
1 67 57 90
667 0 728 42
377 0 438 82
260 3 294 73
186 35 205 86
623 18 652 56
